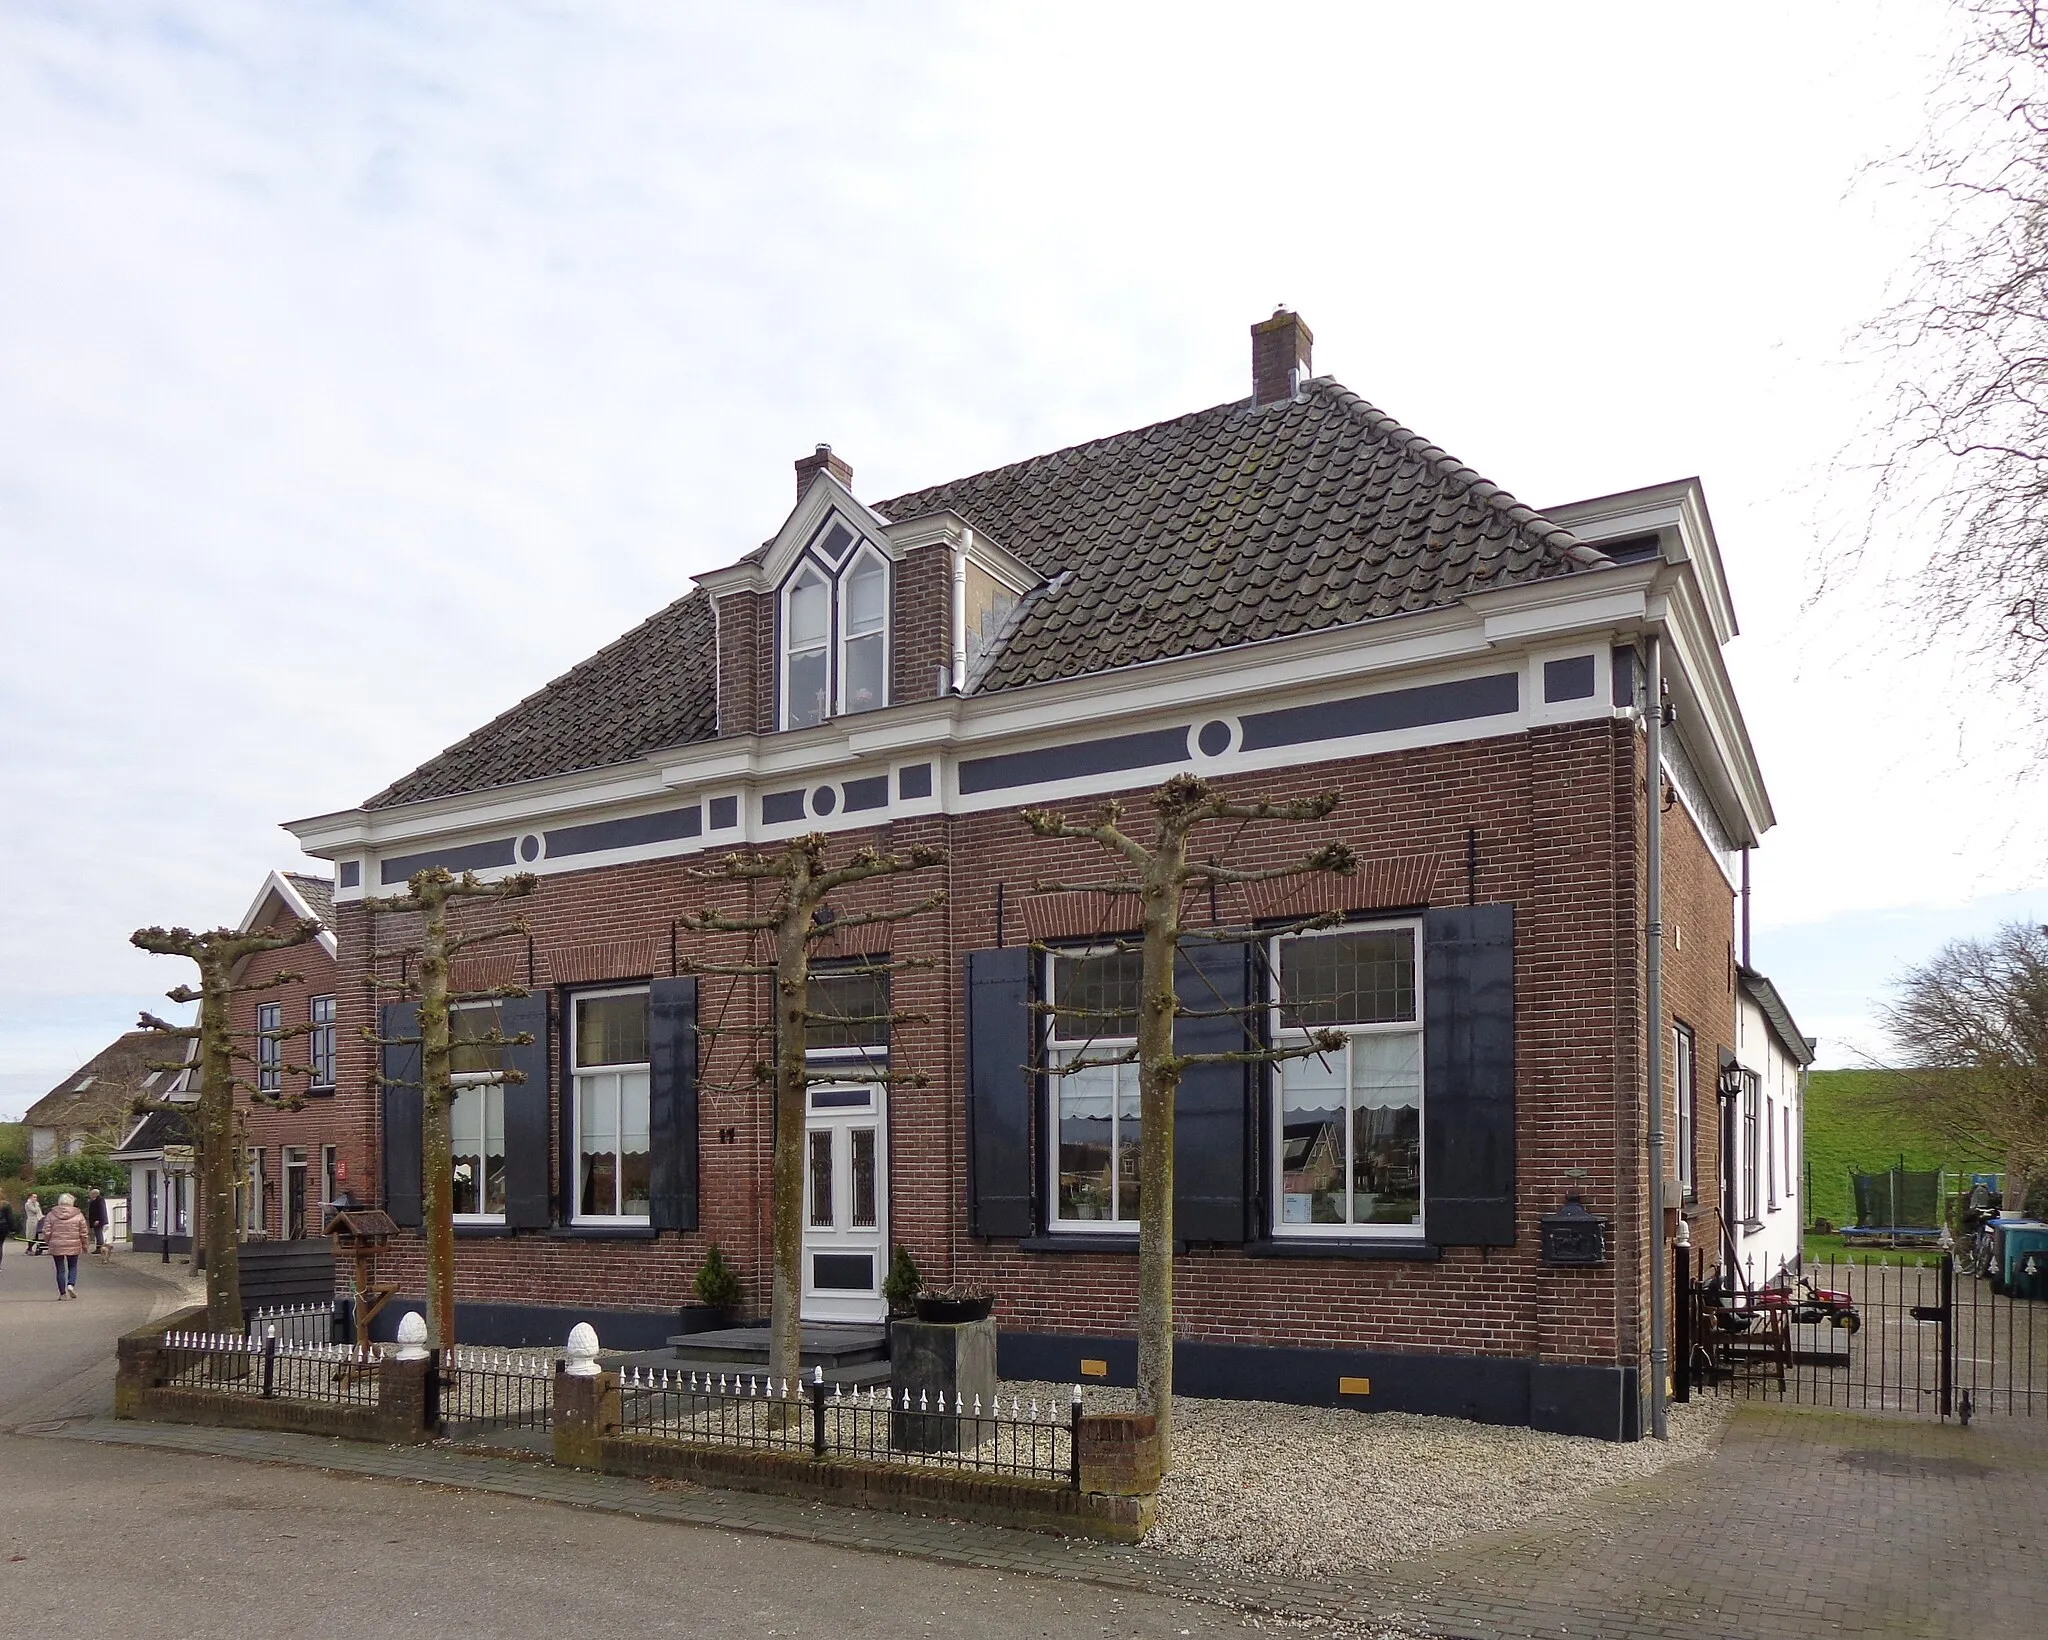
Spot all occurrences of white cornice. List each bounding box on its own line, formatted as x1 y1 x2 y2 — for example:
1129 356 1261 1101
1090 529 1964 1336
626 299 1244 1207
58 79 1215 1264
288 563 1684 860
1542 478 1739 646
238 870 340 959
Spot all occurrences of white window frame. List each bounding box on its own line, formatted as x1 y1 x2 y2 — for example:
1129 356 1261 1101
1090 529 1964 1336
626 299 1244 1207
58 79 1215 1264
570 985 652 1226
1269 919 1426 1242
1740 1068 1761 1226
243 1148 266 1237
776 522 892 731
836 544 892 719
780 564 833 731
308 995 336 1090
450 1000 508 1225
145 1168 160 1231
256 1001 283 1094
1765 1091 1779 1211
1673 1023 1697 1202
1045 945 1144 1233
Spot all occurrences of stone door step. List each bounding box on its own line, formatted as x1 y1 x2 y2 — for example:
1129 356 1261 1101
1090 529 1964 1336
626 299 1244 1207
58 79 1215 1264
659 1322 889 1371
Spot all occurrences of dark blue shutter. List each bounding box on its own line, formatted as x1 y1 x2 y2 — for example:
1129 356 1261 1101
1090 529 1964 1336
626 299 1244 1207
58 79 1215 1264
1174 941 1251 1244
966 947 1034 1238
380 1001 423 1229
1423 904 1517 1246
500 992 551 1229
649 977 700 1231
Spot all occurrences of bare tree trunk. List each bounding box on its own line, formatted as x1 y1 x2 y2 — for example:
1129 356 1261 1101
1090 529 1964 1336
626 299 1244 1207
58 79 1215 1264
419 893 457 1350
769 896 812 1394
199 966 242 1331
1134 843 1183 1457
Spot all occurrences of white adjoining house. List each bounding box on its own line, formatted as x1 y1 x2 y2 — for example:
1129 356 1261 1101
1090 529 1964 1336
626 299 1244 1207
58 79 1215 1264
1728 966 1814 1289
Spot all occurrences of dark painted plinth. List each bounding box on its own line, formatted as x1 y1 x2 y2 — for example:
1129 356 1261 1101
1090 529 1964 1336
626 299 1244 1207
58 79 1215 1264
890 1317 997 1452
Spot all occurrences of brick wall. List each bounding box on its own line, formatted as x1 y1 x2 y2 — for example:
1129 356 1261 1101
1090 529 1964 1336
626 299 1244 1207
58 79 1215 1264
714 590 768 736
889 543 951 705
334 716 1679 1385
231 905 361 1244
1660 787 1737 1266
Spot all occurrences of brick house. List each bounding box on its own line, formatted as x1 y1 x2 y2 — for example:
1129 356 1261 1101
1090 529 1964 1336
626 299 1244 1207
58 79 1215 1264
115 871 352 1254
287 310 1778 1439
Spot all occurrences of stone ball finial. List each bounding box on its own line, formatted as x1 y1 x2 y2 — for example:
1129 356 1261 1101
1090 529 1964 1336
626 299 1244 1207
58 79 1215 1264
564 1321 601 1377
394 1310 428 1361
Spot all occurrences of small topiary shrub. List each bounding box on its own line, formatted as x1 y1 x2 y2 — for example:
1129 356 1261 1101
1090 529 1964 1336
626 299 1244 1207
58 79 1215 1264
693 1243 742 1314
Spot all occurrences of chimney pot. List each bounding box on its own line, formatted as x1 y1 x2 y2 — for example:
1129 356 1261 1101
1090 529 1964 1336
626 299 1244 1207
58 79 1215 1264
793 443 853 500
1250 308 1314 407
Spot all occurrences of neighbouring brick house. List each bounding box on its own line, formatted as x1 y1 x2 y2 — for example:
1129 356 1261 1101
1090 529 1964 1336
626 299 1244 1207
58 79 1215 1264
115 871 351 1255
288 310 1782 1439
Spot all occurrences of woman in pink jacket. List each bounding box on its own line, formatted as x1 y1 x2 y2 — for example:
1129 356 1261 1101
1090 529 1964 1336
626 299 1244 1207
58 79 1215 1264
39 1193 90 1299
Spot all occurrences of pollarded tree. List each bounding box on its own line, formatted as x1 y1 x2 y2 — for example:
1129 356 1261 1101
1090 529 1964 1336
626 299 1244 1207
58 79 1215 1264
132 916 325 1331
677 834 945 1393
1021 773 1356 1460
362 866 538 1349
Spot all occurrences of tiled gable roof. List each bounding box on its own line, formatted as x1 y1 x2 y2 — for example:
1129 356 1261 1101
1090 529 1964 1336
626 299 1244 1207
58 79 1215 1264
283 873 334 926
873 381 1605 692
365 589 718 811
113 1105 196 1158
361 381 1604 811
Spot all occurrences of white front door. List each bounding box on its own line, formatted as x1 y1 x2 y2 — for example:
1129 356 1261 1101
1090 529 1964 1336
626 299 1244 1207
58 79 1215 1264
801 1082 887 1323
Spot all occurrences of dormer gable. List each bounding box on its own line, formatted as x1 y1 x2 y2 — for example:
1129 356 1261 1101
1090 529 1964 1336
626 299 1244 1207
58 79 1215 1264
696 447 1041 736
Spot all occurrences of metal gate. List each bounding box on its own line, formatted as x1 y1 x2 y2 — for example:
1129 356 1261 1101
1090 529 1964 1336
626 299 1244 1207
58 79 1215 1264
1680 1251 2045 1419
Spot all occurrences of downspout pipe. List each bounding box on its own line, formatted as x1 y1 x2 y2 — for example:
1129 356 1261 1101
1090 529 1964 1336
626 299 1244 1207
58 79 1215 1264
1645 633 1670 1441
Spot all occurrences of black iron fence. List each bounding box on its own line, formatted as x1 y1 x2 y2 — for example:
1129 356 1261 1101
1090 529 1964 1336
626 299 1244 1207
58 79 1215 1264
1681 1252 2045 1419
163 1329 384 1409
617 1368 1080 1486
434 1347 555 1433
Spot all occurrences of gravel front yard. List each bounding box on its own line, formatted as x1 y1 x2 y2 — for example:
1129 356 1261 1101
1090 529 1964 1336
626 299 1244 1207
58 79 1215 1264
1010 1380 1728 1583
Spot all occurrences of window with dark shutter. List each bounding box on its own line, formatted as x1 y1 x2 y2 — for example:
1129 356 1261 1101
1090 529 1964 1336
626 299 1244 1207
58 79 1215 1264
380 1001 423 1229
1422 904 1517 1247
966 947 1034 1237
648 977 700 1231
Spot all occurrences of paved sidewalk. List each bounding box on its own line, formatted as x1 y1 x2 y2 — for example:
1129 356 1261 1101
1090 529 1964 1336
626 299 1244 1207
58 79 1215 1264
1372 1404 2047 1640
27 1399 2046 1638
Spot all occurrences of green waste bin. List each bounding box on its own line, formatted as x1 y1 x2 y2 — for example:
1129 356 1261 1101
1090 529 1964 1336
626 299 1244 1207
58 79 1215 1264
2000 1223 2048 1301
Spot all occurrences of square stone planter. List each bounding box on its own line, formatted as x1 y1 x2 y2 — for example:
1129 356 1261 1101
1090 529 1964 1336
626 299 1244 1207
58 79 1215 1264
889 1315 996 1453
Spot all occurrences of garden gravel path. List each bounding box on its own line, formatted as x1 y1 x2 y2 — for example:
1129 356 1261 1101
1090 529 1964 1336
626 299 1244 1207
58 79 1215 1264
1009 1379 1728 1583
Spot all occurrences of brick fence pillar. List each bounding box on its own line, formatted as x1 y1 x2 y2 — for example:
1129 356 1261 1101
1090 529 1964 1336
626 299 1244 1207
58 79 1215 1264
115 1305 203 1421
553 1366 621 1469
375 1353 437 1444
1077 1412 1161 1497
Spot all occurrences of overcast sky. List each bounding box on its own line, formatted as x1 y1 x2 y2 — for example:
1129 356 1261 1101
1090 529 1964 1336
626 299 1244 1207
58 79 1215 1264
3 1 2040 1117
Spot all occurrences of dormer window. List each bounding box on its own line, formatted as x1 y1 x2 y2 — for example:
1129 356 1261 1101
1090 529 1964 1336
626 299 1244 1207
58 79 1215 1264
780 518 890 730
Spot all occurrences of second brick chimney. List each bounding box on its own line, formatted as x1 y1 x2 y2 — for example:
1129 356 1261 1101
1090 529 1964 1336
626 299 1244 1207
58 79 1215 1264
794 443 853 499
1251 308 1313 407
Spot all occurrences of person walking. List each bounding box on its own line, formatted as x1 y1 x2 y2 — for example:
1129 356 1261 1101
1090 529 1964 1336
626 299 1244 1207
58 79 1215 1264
86 1187 109 1258
0 1197 13 1264
22 1192 43 1253
40 1192 90 1298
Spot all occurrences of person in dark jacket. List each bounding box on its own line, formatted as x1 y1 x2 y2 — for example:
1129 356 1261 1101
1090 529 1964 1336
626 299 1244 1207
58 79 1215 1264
0 1198 14 1264
86 1188 109 1256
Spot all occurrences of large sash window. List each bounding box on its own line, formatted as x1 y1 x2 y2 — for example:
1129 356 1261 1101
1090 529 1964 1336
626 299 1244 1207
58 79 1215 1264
1271 923 1424 1238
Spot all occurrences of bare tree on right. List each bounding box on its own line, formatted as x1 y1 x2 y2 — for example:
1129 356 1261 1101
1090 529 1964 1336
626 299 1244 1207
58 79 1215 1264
1883 918 2048 1216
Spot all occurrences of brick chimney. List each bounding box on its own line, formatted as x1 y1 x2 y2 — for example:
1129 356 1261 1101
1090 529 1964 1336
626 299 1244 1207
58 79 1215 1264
794 443 853 499
1251 308 1313 407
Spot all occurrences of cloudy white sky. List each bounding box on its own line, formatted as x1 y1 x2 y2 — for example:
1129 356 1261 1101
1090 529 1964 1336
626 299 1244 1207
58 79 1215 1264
3 1 2041 1116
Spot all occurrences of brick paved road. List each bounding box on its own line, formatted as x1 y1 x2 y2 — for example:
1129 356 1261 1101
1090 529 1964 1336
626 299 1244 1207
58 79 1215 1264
1374 1404 2046 1640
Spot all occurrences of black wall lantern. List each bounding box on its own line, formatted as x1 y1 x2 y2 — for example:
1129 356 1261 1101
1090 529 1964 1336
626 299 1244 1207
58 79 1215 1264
1540 1193 1610 1267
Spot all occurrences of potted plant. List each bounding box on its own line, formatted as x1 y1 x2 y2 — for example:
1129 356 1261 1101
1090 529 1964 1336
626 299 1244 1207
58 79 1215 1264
912 1281 994 1325
678 1243 743 1334
882 1243 923 1319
